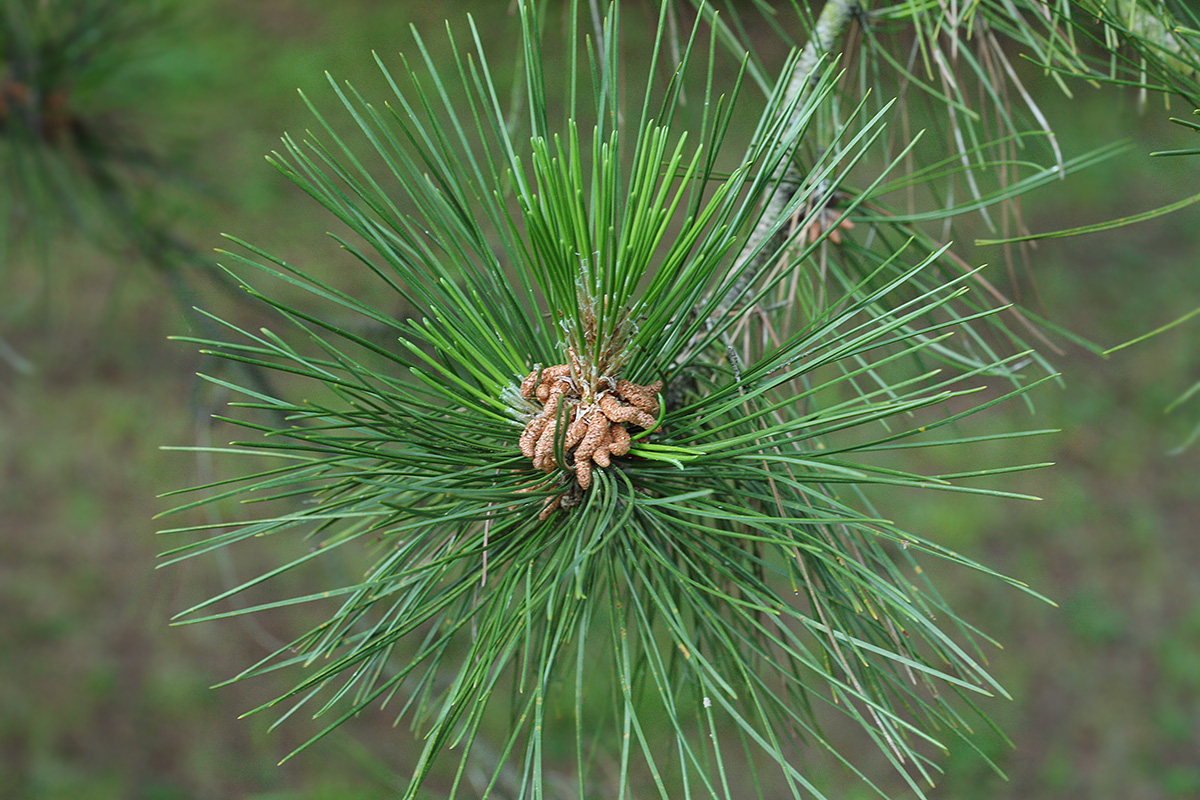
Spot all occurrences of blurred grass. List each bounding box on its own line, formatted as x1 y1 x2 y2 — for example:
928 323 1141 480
2 1 1199 798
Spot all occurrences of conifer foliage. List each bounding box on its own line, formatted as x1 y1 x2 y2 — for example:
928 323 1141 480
156 2 1140 797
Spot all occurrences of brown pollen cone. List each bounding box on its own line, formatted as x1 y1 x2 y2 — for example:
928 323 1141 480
516 362 665 516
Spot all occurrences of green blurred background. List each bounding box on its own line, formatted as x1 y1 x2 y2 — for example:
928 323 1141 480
2 1 1198 798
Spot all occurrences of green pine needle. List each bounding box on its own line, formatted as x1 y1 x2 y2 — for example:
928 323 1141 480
160 2 1061 797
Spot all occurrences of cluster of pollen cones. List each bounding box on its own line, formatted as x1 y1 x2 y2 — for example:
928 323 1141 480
517 359 663 516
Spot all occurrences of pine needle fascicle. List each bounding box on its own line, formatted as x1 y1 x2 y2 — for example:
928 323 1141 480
160 2 1058 797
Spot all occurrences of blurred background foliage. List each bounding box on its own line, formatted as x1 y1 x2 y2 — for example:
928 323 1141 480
1 1 1198 798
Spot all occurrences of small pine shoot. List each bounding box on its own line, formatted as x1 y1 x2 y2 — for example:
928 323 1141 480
158 2 1067 797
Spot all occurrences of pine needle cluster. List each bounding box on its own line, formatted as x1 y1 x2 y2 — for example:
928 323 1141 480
158 2 1070 797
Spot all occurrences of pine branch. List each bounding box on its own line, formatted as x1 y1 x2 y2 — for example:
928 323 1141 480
157 3 1066 796
712 0 868 319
